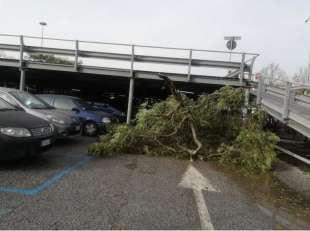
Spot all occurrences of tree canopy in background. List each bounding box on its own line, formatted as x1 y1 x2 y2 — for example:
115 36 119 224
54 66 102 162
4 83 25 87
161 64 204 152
27 53 81 65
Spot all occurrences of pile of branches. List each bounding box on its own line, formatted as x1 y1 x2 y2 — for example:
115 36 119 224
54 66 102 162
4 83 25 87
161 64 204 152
89 75 279 172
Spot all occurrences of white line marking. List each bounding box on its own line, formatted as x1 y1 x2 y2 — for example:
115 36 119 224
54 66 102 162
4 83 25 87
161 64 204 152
193 188 214 230
179 165 219 230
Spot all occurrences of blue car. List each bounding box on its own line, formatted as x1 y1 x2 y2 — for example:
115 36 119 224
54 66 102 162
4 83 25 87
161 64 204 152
37 95 111 136
88 102 126 123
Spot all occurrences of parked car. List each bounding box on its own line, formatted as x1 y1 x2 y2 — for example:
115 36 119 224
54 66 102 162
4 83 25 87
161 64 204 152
0 97 56 160
87 102 126 123
37 94 111 136
0 88 81 138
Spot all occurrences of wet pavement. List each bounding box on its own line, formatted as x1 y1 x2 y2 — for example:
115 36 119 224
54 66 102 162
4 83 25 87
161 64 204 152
0 137 309 229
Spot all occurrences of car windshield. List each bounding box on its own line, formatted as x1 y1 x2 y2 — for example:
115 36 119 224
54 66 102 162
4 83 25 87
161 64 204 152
0 98 17 111
11 91 54 110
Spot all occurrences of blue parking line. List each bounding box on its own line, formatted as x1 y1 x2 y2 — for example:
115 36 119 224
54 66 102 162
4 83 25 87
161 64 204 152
0 156 93 196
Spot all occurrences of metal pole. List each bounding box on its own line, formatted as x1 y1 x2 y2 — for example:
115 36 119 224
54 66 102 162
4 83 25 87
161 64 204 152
243 87 250 118
41 25 44 47
308 54 310 82
187 49 192 81
126 45 135 124
130 45 135 77
282 81 292 121
244 88 250 108
19 70 26 91
256 75 264 105
248 57 256 81
19 35 24 66
39 22 47 47
74 40 79 71
240 53 245 83
126 78 135 124
19 35 25 91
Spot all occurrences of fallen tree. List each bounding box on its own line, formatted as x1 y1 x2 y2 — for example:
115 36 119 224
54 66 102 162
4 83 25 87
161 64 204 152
89 75 279 172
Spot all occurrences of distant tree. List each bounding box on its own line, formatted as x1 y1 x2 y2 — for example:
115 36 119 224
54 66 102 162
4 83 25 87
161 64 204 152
27 53 82 65
260 63 288 85
293 59 310 83
293 61 310 96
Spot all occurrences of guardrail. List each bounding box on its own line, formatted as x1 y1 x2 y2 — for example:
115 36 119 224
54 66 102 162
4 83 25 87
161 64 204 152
276 145 310 165
0 34 259 82
254 77 310 138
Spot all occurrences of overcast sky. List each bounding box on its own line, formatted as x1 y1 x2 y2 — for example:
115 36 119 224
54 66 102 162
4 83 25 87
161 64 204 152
0 0 309 76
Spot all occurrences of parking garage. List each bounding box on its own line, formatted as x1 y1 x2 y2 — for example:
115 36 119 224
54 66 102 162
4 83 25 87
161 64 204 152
0 66 226 118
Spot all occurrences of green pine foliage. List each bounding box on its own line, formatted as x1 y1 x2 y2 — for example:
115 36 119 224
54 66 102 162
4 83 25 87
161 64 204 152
216 110 279 172
88 86 279 172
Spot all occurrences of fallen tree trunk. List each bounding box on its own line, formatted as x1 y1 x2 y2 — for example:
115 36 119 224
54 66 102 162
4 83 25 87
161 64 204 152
158 73 202 161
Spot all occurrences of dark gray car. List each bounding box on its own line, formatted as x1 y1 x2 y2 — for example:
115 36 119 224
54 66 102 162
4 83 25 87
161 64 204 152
37 94 110 136
0 97 56 160
0 87 82 138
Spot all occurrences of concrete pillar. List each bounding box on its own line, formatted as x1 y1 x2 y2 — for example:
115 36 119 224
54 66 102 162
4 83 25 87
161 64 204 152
126 77 135 124
19 69 25 91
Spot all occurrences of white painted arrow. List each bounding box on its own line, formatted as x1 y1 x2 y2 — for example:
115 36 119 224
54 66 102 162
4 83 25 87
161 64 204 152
179 165 220 230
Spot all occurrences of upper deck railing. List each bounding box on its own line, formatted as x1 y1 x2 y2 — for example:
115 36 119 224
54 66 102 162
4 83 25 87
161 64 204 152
252 77 310 138
0 34 259 85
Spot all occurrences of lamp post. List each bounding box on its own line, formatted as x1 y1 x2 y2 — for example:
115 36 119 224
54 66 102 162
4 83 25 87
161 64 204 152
39 21 47 47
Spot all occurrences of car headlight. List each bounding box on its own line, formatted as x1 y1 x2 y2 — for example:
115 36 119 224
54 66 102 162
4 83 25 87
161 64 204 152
46 115 65 125
52 118 65 125
0 127 31 137
102 117 111 123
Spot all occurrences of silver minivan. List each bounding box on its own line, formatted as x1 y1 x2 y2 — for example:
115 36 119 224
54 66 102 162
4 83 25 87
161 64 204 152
0 87 81 138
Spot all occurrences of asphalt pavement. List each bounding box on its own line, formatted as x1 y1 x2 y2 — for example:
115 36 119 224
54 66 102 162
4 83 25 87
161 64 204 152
0 137 309 229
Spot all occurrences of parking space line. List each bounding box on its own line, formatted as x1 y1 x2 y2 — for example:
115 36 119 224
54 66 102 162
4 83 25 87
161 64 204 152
0 156 93 196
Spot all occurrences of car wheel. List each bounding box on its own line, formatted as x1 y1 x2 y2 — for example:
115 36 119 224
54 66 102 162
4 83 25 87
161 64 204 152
83 122 98 137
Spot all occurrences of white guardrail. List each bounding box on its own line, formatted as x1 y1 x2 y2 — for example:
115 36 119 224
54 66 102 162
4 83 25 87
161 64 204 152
254 78 310 139
252 78 310 164
0 33 259 81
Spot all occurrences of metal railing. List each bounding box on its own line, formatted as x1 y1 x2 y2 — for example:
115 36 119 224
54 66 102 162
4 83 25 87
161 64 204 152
254 77 310 139
0 34 259 80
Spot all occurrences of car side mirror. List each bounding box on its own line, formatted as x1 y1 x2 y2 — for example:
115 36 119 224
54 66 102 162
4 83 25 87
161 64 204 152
72 108 80 113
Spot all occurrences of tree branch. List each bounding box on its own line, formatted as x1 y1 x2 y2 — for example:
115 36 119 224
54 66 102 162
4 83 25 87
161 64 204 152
158 73 183 102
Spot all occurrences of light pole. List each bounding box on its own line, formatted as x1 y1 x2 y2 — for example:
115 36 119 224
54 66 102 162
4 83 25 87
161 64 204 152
39 21 47 47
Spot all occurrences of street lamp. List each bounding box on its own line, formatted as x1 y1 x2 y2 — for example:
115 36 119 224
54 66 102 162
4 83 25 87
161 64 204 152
39 21 47 47
305 16 310 23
